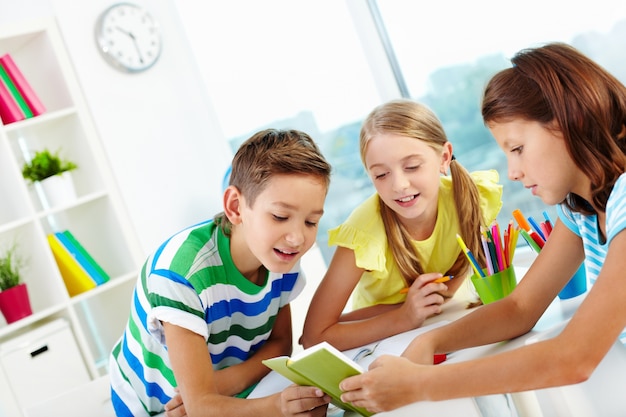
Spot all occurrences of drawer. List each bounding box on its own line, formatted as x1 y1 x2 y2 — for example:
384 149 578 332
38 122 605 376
0 319 90 409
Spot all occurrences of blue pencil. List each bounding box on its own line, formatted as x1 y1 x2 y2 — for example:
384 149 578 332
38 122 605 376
527 216 546 241
456 234 486 277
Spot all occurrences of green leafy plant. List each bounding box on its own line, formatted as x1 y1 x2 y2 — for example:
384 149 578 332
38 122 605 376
0 244 24 291
22 148 78 183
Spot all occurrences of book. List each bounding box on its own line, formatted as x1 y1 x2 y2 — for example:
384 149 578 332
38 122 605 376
0 58 33 118
0 53 45 117
55 230 110 285
47 233 97 296
262 341 373 417
0 73 25 124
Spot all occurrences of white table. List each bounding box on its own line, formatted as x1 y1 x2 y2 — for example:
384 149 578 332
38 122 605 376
250 261 626 416
250 268 534 416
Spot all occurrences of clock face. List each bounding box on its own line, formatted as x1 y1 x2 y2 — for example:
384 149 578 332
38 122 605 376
95 3 162 72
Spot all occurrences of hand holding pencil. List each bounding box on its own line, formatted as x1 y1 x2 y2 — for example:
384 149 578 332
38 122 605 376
399 275 453 294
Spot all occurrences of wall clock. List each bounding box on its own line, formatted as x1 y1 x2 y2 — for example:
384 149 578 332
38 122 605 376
95 2 162 73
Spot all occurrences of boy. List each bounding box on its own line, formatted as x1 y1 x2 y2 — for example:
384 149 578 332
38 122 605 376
109 129 332 417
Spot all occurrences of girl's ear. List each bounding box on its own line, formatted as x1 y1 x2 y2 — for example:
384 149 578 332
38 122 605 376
440 141 454 174
223 185 243 225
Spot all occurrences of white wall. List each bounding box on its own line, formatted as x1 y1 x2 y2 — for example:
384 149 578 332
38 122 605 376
0 0 328 350
1 0 232 254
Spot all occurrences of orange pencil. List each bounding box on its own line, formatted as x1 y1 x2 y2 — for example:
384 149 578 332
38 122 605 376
399 275 453 294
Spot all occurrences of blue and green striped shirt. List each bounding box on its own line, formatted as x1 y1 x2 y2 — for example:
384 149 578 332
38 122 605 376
109 220 304 416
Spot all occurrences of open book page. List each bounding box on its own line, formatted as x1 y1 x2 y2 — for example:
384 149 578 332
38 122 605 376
341 320 450 369
250 320 450 400
262 341 372 416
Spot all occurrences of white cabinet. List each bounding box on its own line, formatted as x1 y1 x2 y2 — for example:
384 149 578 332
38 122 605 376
0 319 90 409
0 18 144 415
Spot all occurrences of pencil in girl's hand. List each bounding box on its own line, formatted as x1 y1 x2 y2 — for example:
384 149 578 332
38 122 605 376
399 275 454 293
434 275 454 283
456 234 485 277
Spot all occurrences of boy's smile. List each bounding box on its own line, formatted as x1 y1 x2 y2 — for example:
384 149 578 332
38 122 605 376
229 173 327 280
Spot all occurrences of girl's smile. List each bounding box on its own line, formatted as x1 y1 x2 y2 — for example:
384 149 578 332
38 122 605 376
365 132 449 237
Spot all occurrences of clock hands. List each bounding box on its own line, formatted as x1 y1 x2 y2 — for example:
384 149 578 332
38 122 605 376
115 26 132 37
114 26 145 64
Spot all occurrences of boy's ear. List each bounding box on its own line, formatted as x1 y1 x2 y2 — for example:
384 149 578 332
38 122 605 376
223 185 243 224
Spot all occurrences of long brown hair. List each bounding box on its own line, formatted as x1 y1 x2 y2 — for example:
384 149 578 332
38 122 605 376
360 99 486 284
482 42 626 214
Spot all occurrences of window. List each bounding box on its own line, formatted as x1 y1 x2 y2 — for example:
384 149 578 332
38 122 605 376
375 0 626 229
174 1 383 262
176 0 626 264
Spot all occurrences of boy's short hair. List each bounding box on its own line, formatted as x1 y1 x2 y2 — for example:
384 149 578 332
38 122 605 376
215 128 331 234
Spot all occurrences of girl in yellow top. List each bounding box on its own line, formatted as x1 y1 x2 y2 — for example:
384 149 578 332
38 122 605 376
301 99 502 351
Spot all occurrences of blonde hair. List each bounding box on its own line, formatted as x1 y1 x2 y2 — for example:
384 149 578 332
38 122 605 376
360 99 486 284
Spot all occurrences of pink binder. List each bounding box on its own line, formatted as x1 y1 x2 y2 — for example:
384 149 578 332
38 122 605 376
0 53 46 116
0 75 25 124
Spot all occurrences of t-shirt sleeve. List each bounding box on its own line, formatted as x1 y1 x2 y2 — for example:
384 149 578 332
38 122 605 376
327 194 388 273
472 170 504 224
147 269 210 341
607 174 626 244
557 204 582 237
328 222 387 273
286 266 306 304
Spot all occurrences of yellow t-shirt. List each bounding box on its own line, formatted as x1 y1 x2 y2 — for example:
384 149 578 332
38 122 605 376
328 170 503 310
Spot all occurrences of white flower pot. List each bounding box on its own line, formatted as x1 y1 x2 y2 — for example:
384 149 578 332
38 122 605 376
37 172 77 209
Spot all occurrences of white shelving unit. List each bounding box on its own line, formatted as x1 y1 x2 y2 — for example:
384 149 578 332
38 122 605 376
0 18 144 415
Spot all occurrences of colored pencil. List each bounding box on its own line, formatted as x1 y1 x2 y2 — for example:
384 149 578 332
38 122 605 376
528 216 546 241
481 230 494 275
399 275 454 294
456 234 485 277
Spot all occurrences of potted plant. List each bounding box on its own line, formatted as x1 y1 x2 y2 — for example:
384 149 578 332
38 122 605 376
22 148 78 208
0 243 32 324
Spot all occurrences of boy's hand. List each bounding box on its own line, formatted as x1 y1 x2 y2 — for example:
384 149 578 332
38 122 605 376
164 390 186 417
280 385 330 416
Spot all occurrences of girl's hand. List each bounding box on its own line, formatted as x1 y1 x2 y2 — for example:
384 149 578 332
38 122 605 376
339 355 423 413
279 385 330 416
400 273 447 328
164 390 186 417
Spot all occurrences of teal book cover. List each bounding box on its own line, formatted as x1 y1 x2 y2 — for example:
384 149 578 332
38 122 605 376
55 231 110 285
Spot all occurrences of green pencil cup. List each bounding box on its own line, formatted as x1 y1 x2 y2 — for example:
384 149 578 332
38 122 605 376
471 267 517 304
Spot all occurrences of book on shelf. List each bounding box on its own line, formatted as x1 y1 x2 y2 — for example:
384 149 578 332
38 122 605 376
55 230 110 286
262 341 374 417
0 73 25 124
0 58 33 119
47 233 97 296
0 53 46 117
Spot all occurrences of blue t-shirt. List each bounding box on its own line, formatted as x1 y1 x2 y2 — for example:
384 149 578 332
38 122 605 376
557 173 626 343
